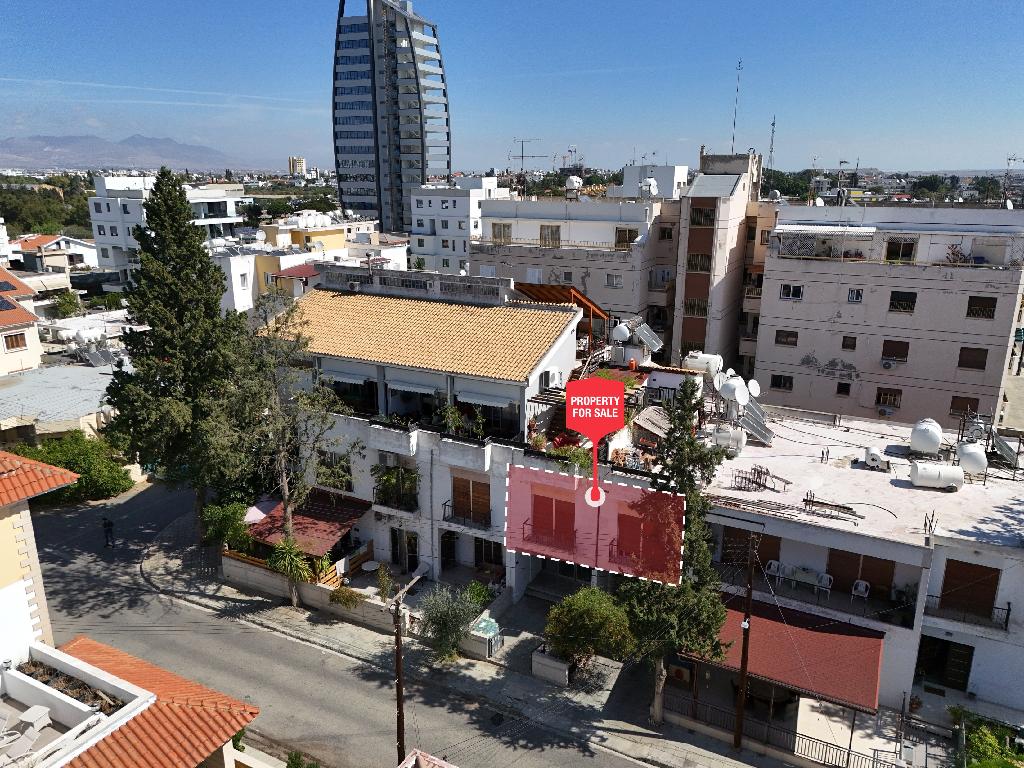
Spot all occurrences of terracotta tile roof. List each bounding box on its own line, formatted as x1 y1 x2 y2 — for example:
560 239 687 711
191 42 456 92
61 636 259 768
249 487 371 556
0 266 38 329
13 234 59 252
684 595 884 712
272 263 320 279
292 290 579 381
0 451 79 506
0 266 35 299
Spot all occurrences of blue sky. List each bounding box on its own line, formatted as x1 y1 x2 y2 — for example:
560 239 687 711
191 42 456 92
2 0 1022 172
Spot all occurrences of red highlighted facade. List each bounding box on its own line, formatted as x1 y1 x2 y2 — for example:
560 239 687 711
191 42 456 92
505 464 685 584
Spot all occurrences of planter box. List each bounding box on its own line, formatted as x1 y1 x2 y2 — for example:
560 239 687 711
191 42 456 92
368 423 418 456
440 436 491 472
531 646 570 687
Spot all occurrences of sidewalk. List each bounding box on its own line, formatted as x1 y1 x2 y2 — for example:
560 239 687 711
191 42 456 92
141 514 790 768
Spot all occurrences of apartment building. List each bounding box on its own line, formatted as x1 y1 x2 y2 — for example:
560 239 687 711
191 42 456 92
333 0 452 231
289 155 307 176
410 177 510 272
0 451 261 767
752 206 1024 427
259 210 380 260
89 176 249 287
12 234 98 270
0 217 12 266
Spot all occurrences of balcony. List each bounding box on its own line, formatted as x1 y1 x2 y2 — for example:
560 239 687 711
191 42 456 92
743 285 762 314
372 465 419 513
522 521 577 553
738 333 758 358
439 435 491 472
923 594 1011 631
367 418 418 456
442 499 491 530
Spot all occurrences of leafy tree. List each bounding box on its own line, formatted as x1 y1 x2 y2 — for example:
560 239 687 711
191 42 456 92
761 169 811 199
12 431 133 503
52 289 80 319
224 168 233 181
419 583 480 660
545 587 634 667
286 751 321 768
376 562 394 601
105 167 255 518
973 176 1002 201
617 378 727 723
267 537 312 605
241 202 263 228
297 194 336 213
264 199 292 218
912 174 948 197
200 501 251 551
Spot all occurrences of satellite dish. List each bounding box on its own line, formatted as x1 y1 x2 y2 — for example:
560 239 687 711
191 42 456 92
313 241 325 253
725 368 735 377
734 386 750 407
747 379 761 398
611 324 631 343
255 230 266 242
712 372 726 392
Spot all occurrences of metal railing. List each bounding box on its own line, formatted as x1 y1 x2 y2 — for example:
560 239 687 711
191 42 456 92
442 499 491 530
744 285 763 298
923 595 1011 630
966 305 997 319
607 538 640 566
888 300 917 313
663 693 901 768
372 473 419 512
522 521 577 553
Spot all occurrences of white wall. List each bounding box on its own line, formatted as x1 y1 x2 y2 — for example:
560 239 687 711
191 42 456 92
0 578 37 665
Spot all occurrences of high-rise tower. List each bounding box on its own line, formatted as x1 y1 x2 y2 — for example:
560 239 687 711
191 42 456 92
333 0 451 232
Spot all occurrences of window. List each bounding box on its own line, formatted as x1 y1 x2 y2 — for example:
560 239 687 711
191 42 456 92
848 288 863 303
452 199 457 208
428 199 433 207
950 396 980 416
958 347 988 370
416 218 424 227
459 260 468 271
659 226 673 241
683 297 709 317
780 284 804 301
105 202 110 212
462 241 467 252
842 336 857 351
875 388 903 408
416 199 423 208
885 237 916 263
93 202 101 213
775 330 799 347
240 273 248 289
121 203 129 214
770 375 793 391
97 225 106 235
451 476 490 526
442 258 450 268
440 200 449 210
474 536 503 568
479 265 496 278
3 333 27 352
526 267 542 283
110 226 118 237
417 238 424 247
746 219 756 241
492 222 511 244
614 227 639 250
100 247 109 259
441 239 449 249
458 221 465 230
539 225 561 247
690 206 715 227
836 382 851 396
562 271 573 283
888 290 917 313
441 220 449 229
606 273 623 288
967 295 997 319
881 339 910 361
265 273 274 286
686 253 712 272
760 229 771 245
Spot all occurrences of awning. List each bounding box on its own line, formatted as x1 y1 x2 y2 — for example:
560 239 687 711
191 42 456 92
455 391 515 408
515 282 609 321
387 380 438 395
248 488 371 557
323 371 372 385
683 595 884 712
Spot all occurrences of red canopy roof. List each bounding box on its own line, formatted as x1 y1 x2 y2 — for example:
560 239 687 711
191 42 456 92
693 596 884 712
249 488 371 556
272 263 320 279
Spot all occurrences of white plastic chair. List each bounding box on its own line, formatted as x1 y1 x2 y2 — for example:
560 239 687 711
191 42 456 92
4 727 39 760
852 579 870 602
815 572 833 600
765 560 783 585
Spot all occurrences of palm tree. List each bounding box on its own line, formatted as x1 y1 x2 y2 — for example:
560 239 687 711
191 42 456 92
268 537 312 606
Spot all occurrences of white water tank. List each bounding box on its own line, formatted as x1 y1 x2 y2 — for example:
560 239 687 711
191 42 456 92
611 324 631 342
565 175 583 191
864 447 888 470
713 426 747 457
910 418 943 454
956 441 988 475
909 461 964 491
683 351 724 377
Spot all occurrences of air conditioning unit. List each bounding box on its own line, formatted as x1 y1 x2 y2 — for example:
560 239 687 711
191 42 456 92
878 407 893 417
881 360 894 370
348 281 361 291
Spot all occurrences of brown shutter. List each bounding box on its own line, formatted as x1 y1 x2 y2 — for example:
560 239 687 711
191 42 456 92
941 559 999 616
827 549 861 594
860 556 895 597
757 534 781 565
471 481 491 525
452 476 472 516
531 494 554 535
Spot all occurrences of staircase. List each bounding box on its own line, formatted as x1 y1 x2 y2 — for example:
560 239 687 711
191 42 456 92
570 349 602 382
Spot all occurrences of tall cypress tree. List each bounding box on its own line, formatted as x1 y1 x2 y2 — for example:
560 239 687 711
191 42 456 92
106 168 253 515
617 377 727 723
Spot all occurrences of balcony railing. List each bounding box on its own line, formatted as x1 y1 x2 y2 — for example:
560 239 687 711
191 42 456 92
923 594 1011 630
522 521 577 553
744 285 763 299
888 300 917 313
966 305 997 319
442 500 491 530
608 538 640 566
372 467 419 512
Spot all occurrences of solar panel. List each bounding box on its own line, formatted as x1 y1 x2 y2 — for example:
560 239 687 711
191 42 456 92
0 281 15 292
0 297 16 311
635 322 664 353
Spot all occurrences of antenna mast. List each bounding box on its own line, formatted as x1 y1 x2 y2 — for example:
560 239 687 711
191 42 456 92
730 59 743 154
509 137 545 197
766 115 776 185
1005 154 1020 204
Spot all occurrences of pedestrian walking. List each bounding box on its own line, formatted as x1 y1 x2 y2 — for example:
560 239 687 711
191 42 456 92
102 517 114 548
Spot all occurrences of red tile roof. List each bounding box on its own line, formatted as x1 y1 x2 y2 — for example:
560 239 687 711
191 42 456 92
0 266 38 329
249 487 371 556
0 266 35 298
272 263 320 279
0 451 79 507
686 595 884 712
61 636 259 768
14 234 59 252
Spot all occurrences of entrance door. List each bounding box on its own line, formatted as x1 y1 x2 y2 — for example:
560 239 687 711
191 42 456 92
916 635 974 691
441 531 457 570
406 532 419 573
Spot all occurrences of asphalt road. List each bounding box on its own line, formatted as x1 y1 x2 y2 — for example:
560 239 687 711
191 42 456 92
32 483 641 768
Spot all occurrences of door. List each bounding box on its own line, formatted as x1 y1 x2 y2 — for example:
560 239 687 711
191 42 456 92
390 527 401 567
406 532 419 573
827 548 861 594
440 531 457 570
916 635 974 691
860 555 895 598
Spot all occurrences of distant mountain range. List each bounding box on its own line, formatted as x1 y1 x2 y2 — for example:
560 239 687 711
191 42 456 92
0 134 238 170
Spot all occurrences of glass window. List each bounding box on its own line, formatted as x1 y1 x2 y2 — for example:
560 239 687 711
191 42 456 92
441 220 449 229
875 388 903 408
416 199 423 208
760 229 771 245
950 396 980 416
93 202 101 213
492 222 511 244
770 375 793 391
615 227 639 250
885 238 916 263
888 291 917 313
842 336 857 350
562 271 573 283
539 225 560 247
97 225 105 235
775 330 799 347
417 238 424 247
121 203 129 214
836 382 851 396
958 347 988 370
881 340 910 361
442 258 450 268
966 296 996 319
606 273 623 288
659 226 673 240
3 333 27 351
240 273 248 289
110 226 118 236
780 284 803 301
848 288 863 303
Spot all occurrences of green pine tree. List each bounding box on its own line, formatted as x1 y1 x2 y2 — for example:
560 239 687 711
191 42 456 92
105 167 255 516
617 377 727 723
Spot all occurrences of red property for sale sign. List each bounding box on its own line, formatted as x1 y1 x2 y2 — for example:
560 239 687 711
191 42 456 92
565 378 625 504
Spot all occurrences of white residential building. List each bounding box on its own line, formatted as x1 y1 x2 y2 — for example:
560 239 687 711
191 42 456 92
12 234 98 270
0 217 12 266
606 164 689 200
410 177 510 272
0 267 42 375
89 176 250 287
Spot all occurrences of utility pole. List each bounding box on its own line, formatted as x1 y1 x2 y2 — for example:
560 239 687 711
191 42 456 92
730 60 743 154
386 566 426 765
732 531 756 751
